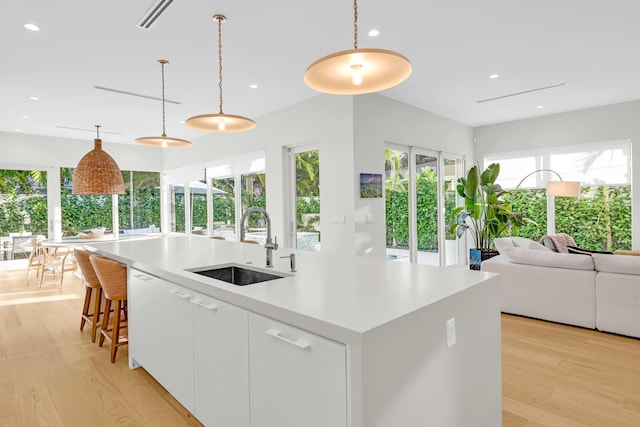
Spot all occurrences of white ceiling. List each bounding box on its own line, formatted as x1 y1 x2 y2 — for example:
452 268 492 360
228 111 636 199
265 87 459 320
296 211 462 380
3 0 640 145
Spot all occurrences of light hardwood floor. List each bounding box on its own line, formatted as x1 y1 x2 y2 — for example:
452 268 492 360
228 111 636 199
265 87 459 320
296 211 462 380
1 268 639 426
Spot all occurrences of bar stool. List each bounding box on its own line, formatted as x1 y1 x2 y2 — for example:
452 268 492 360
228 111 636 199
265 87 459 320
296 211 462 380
74 249 103 342
89 255 128 363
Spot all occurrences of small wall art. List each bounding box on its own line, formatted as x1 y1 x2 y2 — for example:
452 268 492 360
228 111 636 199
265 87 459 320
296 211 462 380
360 173 383 198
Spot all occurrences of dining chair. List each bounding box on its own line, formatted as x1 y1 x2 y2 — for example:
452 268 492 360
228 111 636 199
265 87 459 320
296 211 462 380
25 240 45 285
39 246 73 288
11 235 35 260
89 255 128 363
75 249 104 342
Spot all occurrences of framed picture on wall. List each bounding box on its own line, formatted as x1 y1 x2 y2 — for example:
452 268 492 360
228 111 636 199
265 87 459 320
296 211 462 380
360 173 383 198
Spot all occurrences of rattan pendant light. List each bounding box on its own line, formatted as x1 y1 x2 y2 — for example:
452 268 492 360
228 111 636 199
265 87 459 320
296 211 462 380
136 59 191 148
72 125 125 195
186 14 256 132
304 0 412 95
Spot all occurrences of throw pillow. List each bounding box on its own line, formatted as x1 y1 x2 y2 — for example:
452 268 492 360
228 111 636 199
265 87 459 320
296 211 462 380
502 247 595 270
494 237 550 255
567 246 613 255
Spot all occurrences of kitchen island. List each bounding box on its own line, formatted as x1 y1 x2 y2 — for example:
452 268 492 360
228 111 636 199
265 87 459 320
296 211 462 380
88 235 501 427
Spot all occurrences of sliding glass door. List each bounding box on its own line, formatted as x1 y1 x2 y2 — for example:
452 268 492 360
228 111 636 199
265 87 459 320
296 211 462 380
288 146 321 251
385 146 464 266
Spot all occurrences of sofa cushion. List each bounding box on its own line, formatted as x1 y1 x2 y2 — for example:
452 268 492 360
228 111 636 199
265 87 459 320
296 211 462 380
592 253 640 275
567 246 613 255
494 237 550 255
502 247 595 270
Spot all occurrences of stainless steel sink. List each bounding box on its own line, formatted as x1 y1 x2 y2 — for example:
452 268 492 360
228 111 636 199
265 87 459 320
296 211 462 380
188 264 287 286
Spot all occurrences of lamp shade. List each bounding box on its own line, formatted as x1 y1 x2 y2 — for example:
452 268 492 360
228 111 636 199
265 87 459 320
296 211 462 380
72 137 125 195
304 48 412 95
546 181 580 197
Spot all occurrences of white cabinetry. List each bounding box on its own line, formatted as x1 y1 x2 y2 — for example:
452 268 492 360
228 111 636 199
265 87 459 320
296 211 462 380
128 270 195 412
128 269 249 426
193 290 249 427
248 313 347 427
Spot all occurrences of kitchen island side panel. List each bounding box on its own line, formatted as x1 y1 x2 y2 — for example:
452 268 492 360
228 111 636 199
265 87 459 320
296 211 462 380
360 276 501 427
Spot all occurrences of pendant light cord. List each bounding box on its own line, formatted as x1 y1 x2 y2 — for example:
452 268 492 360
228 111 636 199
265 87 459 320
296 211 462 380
217 15 224 114
95 124 100 139
353 0 358 49
159 60 167 136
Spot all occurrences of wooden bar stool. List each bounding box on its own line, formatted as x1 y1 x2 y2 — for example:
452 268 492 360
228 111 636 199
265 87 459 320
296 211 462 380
89 255 128 363
74 249 103 342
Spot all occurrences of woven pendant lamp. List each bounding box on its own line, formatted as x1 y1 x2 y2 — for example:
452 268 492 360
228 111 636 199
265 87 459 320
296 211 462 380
72 125 125 195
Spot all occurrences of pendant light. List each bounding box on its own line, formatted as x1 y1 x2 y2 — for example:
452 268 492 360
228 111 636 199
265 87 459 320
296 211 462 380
136 59 191 148
304 0 412 95
72 125 125 195
186 14 256 132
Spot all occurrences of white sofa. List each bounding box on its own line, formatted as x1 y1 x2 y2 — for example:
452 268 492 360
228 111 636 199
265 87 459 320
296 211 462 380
481 239 640 339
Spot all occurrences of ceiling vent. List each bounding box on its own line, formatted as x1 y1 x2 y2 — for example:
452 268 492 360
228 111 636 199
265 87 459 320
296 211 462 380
94 85 181 105
476 83 565 103
137 0 175 30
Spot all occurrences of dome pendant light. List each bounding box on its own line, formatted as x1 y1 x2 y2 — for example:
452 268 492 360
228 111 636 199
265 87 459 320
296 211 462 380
72 125 125 195
186 14 256 133
136 59 191 148
304 0 412 95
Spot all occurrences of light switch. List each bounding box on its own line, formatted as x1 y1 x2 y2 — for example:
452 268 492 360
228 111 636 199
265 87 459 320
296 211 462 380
446 318 456 348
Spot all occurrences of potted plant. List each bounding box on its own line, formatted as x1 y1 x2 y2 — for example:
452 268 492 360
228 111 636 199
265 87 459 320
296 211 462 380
450 163 511 270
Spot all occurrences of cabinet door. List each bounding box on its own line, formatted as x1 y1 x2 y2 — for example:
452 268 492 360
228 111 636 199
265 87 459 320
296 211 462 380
128 269 195 412
249 313 347 427
193 291 250 427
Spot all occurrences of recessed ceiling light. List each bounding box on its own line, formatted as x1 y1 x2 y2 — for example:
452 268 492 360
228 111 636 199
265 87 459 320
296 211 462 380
179 120 185 124
250 84 259 89
24 23 40 32
29 96 39 101
21 115 30 119
536 105 545 109
368 29 380 37
489 74 500 79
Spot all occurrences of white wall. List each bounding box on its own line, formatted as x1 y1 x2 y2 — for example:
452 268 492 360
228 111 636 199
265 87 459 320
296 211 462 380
166 94 474 258
353 95 475 258
474 99 640 249
163 95 356 255
0 131 163 171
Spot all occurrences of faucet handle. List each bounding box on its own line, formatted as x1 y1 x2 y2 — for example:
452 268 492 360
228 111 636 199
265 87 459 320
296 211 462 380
280 253 296 272
274 236 278 250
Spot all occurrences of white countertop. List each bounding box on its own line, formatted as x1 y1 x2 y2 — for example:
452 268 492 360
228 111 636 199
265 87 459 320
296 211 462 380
88 235 496 340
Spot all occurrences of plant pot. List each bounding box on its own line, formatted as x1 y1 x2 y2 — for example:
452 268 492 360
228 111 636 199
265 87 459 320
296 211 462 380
469 248 499 271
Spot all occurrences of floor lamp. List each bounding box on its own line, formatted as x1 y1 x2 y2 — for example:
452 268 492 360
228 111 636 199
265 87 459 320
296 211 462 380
511 169 580 235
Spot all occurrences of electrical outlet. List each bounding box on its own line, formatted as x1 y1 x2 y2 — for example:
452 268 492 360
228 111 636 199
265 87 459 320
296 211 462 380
446 318 456 348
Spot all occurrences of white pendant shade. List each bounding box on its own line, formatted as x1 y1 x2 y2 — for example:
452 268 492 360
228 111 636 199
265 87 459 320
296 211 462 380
305 48 412 95
186 113 256 132
546 181 581 197
135 135 192 148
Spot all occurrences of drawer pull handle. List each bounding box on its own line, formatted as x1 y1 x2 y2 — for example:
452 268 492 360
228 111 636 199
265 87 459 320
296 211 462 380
133 274 152 281
192 299 218 311
265 329 311 350
169 289 190 299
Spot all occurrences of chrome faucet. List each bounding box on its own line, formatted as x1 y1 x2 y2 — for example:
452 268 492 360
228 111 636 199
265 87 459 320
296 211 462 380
240 206 278 268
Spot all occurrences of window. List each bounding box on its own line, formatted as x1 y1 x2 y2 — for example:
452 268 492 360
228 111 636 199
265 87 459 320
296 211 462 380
288 147 320 251
118 171 160 233
485 140 632 251
61 167 113 235
0 168 48 235
211 177 235 239
385 147 465 265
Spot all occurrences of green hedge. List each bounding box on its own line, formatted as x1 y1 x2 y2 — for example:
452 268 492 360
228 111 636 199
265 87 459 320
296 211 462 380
512 185 631 251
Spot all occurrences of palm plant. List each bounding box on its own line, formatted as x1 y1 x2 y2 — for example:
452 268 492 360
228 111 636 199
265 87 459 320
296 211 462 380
450 163 511 250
